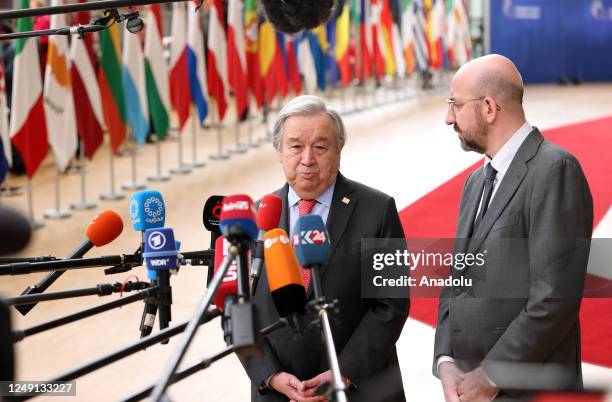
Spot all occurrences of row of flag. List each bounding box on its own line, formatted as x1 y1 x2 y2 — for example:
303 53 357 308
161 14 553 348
0 0 471 184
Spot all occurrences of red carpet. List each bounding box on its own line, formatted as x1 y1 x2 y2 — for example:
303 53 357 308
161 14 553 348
398 116 612 368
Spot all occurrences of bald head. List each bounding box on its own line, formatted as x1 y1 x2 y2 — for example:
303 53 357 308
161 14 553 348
454 54 524 108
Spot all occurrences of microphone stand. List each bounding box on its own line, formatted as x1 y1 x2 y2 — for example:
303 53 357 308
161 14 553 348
149 243 241 402
308 264 348 402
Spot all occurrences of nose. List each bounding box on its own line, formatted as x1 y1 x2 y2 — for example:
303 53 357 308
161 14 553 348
300 147 315 165
445 106 455 126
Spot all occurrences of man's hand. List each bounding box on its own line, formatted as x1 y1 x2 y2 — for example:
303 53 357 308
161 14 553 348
439 361 465 402
457 366 499 402
269 372 325 402
299 370 350 401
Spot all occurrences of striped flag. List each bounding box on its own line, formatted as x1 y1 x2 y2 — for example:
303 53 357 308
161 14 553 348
391 0 407 78
380 0 397 77
70 0 104 159
170 3 191 131
9 0 48 178
228 0 248 118
144 4 171 140
122 28 149 145
426 0 445 70
326 17 340 88
244 0 264 108
187 0 209 125
412 0 430 71
296 33 318 94
359 0 373 80
258 18 280 102
275 32 290 98
207 0 229 121
285 34 302 95
309 28 328 91
99 24 126 154
336 3 352 86
44 0 77 171
370 0 387 80
0 59 9 183
446 0 471 68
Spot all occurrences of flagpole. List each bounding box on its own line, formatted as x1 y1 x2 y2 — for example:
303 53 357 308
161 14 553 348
100 143 126 201
228 121 247 154
71 140 97 210
147 136 171 182
190 106 206 167
170 124 192 175
209 100 230 160
27 179 44 229
262 92 272 143
44 165 71 219
121 134 147 191
247 108 259 148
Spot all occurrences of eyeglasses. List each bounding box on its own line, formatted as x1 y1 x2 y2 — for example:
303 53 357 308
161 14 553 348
446 97 502 113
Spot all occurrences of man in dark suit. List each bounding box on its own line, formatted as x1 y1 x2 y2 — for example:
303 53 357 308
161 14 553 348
240 95 409 402
433 55 593 402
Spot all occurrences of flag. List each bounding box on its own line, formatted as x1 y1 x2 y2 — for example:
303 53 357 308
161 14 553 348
359 0 373 80
122 27 149 145
446 0 471 67
425 0 444 70
370 0 387 80
326 17 340 88
296 33 318 94
275 32 290 98
259 18 287 103
412 0 430 71
285 34 302 95
0 59 9 183
380 0 397 77
99 24 126 154
187 0 209 125
401 0 417 74
9 0 48 178
170 3 191 131
70 0 104 159
336 4 352 86
244 0 264 109
144 4 171 140
207 0 229 121
391 0 407 78
308 28 328 91
228 0 248 118
43 0 77 171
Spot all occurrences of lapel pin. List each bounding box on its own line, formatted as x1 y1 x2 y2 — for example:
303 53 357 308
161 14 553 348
341 197 350 205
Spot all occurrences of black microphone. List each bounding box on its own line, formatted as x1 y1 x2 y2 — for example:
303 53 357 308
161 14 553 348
203 195 224 286
15 210 124 316
0 206 32 256
56 23 106 36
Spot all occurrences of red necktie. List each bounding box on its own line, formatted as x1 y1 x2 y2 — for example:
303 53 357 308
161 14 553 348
297 199 317 289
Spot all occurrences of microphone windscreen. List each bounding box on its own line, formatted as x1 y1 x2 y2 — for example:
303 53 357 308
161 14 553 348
143 227 179 270
219 194 258 240
86 210 124 247
264 229 306 316
130 190 166 231
213 236 238 312
203 195 224 232
292 215 331 268
0 206 31 255
257 194 282 231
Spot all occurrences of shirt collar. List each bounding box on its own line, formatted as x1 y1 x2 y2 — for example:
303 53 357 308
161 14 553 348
485 121 532 176
288 181 336 209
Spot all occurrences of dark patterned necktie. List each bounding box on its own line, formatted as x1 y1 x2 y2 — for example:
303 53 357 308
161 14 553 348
473 163 498 234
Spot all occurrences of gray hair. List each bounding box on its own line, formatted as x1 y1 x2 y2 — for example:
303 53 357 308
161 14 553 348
272 95 346 151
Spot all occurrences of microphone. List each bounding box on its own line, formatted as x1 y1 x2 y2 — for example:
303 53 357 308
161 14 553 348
56 23 106 36
0 206 32 256
15 210 123 316
292 215 331 271
130 190 166 337
212 236 238 344
202 195 224 286
264 228 306 332
143 227 179 335
251 194 282 295
219 194 259 245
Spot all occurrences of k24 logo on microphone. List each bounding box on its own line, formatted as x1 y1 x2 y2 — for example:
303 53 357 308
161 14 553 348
292 230 327 246
264 234 289 249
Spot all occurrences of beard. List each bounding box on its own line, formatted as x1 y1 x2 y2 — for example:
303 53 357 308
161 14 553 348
456 113 487 154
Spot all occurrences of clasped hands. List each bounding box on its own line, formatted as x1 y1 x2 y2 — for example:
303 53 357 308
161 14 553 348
269 370 349 402
439 362 500 402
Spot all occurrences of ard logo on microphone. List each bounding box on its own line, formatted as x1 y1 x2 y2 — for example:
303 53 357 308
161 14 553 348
264 234 289 249
148 231 167 250
292 230 327 246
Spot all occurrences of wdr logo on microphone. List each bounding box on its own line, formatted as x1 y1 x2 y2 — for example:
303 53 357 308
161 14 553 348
264 234 289 249
292 230 327 247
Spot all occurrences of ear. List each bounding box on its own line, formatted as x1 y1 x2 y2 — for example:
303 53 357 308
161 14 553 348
483 97 500 124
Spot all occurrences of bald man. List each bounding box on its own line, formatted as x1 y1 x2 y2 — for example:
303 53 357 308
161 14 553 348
433 55 593 402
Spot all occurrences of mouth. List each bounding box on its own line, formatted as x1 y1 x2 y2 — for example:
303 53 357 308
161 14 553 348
298 172 317 179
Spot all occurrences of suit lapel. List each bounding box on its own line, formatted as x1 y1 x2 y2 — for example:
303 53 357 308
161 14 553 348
467 128 544 254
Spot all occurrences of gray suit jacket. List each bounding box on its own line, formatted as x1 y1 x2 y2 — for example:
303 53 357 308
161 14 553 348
240 173 409 402
433 128 593 400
